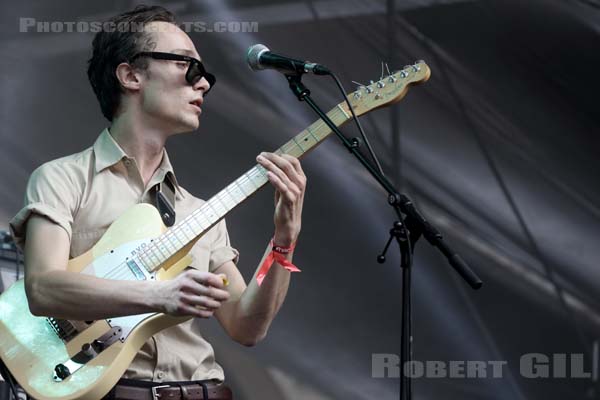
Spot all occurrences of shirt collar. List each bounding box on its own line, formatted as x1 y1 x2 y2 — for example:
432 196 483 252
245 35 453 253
93 128 185 199
93 128 126 172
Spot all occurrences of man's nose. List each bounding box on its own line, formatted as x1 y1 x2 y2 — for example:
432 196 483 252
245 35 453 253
193 76 210 94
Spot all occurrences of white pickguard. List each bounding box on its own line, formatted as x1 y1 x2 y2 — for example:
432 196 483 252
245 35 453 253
80 239 158 340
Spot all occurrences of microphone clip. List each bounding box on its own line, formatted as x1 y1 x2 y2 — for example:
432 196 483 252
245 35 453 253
286 74 311 101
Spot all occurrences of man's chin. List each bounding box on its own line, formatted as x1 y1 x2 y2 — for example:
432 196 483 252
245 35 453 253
173 118 200 134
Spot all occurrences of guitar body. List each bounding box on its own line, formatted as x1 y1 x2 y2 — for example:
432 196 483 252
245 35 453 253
0 204 193 400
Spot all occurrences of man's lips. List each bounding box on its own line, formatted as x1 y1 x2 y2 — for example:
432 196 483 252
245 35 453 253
189 103 202 113
190 98 203 107
189 99 203 113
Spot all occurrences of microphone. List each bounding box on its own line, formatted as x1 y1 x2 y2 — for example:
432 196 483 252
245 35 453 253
246 44 330 76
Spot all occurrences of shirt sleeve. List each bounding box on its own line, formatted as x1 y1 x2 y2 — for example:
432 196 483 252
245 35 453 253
208 219 239 272
9 162 80 250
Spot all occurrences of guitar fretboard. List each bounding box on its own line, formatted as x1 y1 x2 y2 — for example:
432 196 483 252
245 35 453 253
136 104 352 273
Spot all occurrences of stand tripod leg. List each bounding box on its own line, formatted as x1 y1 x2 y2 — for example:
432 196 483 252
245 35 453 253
397 223 414 400
401 263 412 400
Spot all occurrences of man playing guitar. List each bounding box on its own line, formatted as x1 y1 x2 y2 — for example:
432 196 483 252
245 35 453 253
9 5 306 399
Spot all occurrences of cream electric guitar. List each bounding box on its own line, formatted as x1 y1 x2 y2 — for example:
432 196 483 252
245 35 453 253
0 62 430 400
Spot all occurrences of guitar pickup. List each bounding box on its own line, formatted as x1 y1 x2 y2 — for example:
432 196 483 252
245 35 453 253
126 259 146 280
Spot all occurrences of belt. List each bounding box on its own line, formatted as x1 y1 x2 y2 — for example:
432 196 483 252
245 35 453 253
113 382 233 400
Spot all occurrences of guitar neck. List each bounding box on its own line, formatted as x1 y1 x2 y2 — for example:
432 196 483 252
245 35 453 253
139 102 353 272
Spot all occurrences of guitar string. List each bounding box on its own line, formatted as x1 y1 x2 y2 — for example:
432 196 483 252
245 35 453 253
105 107 347 280
132 108 344 273
100 123 319 280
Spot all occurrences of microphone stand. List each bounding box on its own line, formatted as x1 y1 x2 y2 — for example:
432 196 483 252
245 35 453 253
284 73 483 400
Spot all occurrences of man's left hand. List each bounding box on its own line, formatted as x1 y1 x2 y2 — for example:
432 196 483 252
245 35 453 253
256 152 306 247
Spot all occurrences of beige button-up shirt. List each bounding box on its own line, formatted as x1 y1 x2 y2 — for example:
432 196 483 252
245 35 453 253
10 128 239 383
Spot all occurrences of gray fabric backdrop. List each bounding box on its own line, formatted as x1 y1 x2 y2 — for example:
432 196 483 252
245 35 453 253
1 0 599 399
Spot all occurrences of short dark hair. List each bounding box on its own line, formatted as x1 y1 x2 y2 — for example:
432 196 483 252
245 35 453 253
87 5 177 121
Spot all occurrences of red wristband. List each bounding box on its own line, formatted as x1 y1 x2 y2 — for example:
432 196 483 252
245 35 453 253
256 238 301 286
272 240 295 254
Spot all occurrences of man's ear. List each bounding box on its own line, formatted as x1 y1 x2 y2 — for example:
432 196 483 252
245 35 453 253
115 62 142 91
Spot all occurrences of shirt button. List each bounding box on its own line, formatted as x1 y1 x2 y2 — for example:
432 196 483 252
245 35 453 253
157 371 165 379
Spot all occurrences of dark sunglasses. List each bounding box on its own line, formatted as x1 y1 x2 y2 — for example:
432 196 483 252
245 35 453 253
131 51 216 94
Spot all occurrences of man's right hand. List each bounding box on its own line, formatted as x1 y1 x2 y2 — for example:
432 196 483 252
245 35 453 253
155 269 231 318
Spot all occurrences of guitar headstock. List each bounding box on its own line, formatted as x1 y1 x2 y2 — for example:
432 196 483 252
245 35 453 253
344 61 431 116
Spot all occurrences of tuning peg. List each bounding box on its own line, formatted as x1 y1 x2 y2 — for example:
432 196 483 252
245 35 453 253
351 81 367 96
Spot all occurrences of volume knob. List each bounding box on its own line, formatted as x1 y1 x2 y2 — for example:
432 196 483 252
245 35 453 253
54 363 71 380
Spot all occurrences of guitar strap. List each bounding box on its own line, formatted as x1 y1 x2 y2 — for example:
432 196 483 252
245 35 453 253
151 172 177 227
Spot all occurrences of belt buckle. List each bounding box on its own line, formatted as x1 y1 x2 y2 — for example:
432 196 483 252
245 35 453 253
151 385 171 400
